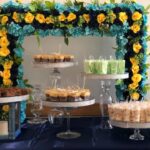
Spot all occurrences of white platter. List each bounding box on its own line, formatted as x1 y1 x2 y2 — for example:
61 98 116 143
33 61 77 69
43 99 95 108
83 73 129 80
0 95 29 104
111 120 150 129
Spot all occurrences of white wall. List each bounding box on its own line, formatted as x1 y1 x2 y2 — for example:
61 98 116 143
1 0 150 100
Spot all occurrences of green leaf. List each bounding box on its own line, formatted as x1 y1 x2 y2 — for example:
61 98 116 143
65 0 73 7
34 31 41 47
29 4 37 12
145 4 150 12
146 35 150 41
45 1 55 10
110 0 115 3
64 33 69 46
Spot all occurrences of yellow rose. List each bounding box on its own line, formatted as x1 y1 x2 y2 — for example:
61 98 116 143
0 47 10 57
130 23 140 33
132 11 142 21
2 69 11 79
83 14 90 23
132 74 142 83
2 105 9 112
3 61 13 70
119 12 128 23
12 12 20 23
0 29 7 37
67 13 76 22
128 82 139 90
3 78 12 86
25 12 34 24
15 0 22 3
0 36 9 47
97 13 106 24
130 57 139 65
132 64 139 74
133 42 142 53
58 14 66 22
35 14 45 24
131 0 136 2
45 16 54 24
1 16 8 25
131 92 140 101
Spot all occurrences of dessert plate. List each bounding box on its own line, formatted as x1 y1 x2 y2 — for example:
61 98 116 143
0 95 29 103
43 98 95 108
33 61 78 68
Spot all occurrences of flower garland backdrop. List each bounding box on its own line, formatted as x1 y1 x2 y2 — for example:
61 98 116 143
0 0 150 122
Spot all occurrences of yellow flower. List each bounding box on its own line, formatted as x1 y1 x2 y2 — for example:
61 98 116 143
131 0 136 2
132 11 142 21
132 64 139 74
3 78 12 86
130 57 139 65
83 14 90 23
2 69 11 79
2 105 9 112
25 12 34 24
15 0 22 3
119 12 128 23
133 42 142 53
67 13 76 22
3 61 13 70
35 14 45 24
12 12 20 23
1 16 8 25
45 16 54 24
97 13 106 24
131 92 140 101
0 29 7 37
130 23 140 33
128 82 139 90
132 74 142 83
58 14 66 22
0 47 10 57
0 36 9 47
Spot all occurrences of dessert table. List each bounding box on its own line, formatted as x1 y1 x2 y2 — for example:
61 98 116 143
0 117 150 150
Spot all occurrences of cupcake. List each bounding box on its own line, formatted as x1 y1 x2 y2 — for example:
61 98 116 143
49 90 58 102
80 89 90 100
48 55 55 63
58 91 68 102
68 91 80 102
64 55 74 62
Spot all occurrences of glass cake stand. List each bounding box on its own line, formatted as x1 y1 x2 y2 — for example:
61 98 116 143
83 73 129 129
33 61 78 88
110 120 150 140
43 99 95 139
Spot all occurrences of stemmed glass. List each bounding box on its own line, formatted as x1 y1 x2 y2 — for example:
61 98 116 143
28 85 46 124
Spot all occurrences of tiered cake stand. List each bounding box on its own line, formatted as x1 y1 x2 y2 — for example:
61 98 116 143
83 73 129 129
43 99 95 139
33 61 78 88
111 120 150 140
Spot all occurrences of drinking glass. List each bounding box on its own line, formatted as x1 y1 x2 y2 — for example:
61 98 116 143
28 86 46 124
